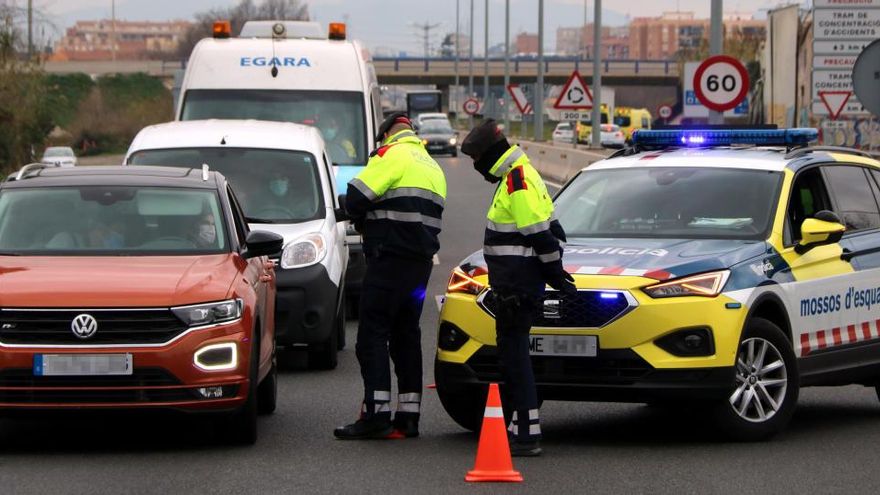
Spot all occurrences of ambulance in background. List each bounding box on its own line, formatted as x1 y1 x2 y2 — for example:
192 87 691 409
176 20 382 313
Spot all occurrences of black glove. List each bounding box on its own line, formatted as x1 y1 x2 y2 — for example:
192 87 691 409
546 268 577 296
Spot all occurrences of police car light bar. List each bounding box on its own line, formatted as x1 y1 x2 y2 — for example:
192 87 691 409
631 128 818 148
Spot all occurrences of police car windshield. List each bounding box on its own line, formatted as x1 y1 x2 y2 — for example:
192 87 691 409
129 148 324 224
555 167 782 240
0 187 229 255
180 89 366 166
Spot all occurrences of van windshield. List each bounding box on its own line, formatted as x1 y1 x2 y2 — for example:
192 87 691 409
180 89 366 167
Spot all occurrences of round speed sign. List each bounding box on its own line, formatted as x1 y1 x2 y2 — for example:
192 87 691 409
463 98 480 116
693 55 749 112
658 104 673 119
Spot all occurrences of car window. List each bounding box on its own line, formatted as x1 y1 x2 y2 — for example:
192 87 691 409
614 116 631 127
786 167 833 244
823 165 880 232
0 187 228 255
642 117 650 128
129 148 324 224
555 167 782 240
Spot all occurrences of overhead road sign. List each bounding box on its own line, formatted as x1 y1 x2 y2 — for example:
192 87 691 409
553 70 592 110
693 56 750 113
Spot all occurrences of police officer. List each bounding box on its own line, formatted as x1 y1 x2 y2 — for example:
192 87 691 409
460 119 576 456
334 112 447 440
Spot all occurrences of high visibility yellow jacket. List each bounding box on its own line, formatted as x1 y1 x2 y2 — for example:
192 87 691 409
484 145 567 294
346 129 447 260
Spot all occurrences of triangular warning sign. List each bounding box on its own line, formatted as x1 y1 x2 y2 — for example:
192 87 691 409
553 70 593 110
819 91 851 120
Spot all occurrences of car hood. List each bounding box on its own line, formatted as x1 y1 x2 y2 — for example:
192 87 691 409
460 237 767 281
0 254 239 308
248 218 326 246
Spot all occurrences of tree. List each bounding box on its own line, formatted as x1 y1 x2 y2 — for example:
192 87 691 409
440 33 455 58
177 0 310 59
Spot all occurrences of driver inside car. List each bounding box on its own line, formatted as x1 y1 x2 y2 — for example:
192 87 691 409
244 168 315 221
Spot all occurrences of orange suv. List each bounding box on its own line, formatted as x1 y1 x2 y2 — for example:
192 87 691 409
0 165 283 444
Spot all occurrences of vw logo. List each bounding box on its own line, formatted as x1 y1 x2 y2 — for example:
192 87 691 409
71 314 98 339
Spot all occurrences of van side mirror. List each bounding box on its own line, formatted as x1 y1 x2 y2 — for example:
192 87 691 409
241 230 284 259
796 210 845 254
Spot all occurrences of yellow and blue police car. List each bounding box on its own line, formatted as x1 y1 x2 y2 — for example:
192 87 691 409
435 128 880 440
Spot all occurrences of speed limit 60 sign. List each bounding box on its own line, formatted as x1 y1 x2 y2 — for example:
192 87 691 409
693 55 750 112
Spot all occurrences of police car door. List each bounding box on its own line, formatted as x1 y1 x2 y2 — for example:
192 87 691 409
776 165 853 370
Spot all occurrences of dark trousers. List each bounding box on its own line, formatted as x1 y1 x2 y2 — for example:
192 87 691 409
356 255 432 421
493 290 542 442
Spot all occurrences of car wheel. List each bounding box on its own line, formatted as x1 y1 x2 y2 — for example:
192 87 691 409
451 149 458 157
257 344 277 415
227 337 259 445
308 325 339 370
435 363 486 432
336 293 347 351
714 317 799 441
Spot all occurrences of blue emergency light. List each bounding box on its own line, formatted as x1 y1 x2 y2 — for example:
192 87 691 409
631 128 818 148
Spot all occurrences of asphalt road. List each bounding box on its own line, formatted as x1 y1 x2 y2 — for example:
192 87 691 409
3 154 880 494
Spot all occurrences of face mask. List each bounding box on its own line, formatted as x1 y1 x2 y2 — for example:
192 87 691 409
269 179 289 196
322 127 338 141
199 223 216 245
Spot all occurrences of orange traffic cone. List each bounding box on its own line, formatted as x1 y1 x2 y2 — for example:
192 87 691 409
465 383 523 483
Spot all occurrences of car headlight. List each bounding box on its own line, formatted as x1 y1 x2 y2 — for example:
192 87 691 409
172 299 243 327
281 232 327 269
447 265 487 295
643 270 730 298
449 137 457 145
421 139 428 146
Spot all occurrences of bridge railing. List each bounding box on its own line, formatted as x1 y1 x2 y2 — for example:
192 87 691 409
372 57 679 78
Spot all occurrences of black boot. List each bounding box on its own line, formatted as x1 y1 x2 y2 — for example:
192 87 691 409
510 438 542 457
391 415 420 438
333 417 394 440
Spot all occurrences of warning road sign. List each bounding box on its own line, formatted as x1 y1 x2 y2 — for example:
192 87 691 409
506 84 533 114
819 91 852 120
553 70 592 110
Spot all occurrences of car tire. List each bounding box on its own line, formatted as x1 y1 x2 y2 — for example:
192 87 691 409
336 293 347 351
435 363 486 432
308 325 339 370
713 317 799 441
257 344 277 415
451 149 458 157
227 336 260 445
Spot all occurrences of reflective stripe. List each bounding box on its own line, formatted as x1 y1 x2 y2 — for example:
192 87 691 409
484 406 504 418
486 220 519 233
511 411 518 421
493 147 524 177
508 424 518 435
383 187 445 207
538 251 561 263
519 220 551 235
386 130 417 144
398 402 421 413
375 402 391 413
528 409 539 420
484 245 535 257
529 424 541 435
373 390 391 401
349 178 378 201
365 209 442 229
398 392 422 403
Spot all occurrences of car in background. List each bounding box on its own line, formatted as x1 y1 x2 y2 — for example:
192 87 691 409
0 164 283 444
125 120 349 370
599 124 626 148
614 107 652 143
40 146 77 167
435 128 880 441
552 122 576 143
576 104 610 144
415 112 450 129
417 119 458 157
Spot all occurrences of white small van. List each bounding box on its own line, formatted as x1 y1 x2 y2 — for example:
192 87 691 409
126 120 348 369
175 20 381 310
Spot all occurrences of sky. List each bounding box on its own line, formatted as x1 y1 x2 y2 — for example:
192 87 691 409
35 0 812 55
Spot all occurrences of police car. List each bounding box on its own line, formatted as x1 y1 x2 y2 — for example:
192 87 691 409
435 128 880 440
125 120 348 369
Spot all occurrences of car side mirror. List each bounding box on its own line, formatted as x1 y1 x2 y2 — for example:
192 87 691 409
796 210 845 254
241 230 284 259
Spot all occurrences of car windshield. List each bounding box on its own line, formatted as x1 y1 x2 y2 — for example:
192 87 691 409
557 123 572 130
420 122 453 134
555 167 782 240
614 116 632 127
0 187 228 255
129 148 324 224
180 89 366 167
43 148 74 158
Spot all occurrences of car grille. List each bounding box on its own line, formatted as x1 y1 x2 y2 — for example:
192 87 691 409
479 289 633 328
0 309 187 345
0 368 180 387
466 347 652 385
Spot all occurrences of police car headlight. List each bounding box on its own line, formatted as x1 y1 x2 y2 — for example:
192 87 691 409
172 299 243 327
643 270 730 298
447 266 487 295
281 233 327 269
449 137 457 145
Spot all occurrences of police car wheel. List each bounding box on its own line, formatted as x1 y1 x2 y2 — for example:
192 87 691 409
714 317 799 441
307 328 339 370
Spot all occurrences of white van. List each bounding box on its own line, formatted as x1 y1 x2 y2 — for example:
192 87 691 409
175 20 380 309
125 120 348 369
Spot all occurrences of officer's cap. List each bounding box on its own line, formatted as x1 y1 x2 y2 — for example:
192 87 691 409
376 111 412 142
461 119 506 159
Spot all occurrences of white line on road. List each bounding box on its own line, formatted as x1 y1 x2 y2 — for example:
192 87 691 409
432 254 440 265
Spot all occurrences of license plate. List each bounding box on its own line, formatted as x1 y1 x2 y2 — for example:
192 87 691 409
34 354 133 376
529 335 597 357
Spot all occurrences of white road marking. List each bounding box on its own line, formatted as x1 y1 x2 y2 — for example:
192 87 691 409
432 254 440 265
